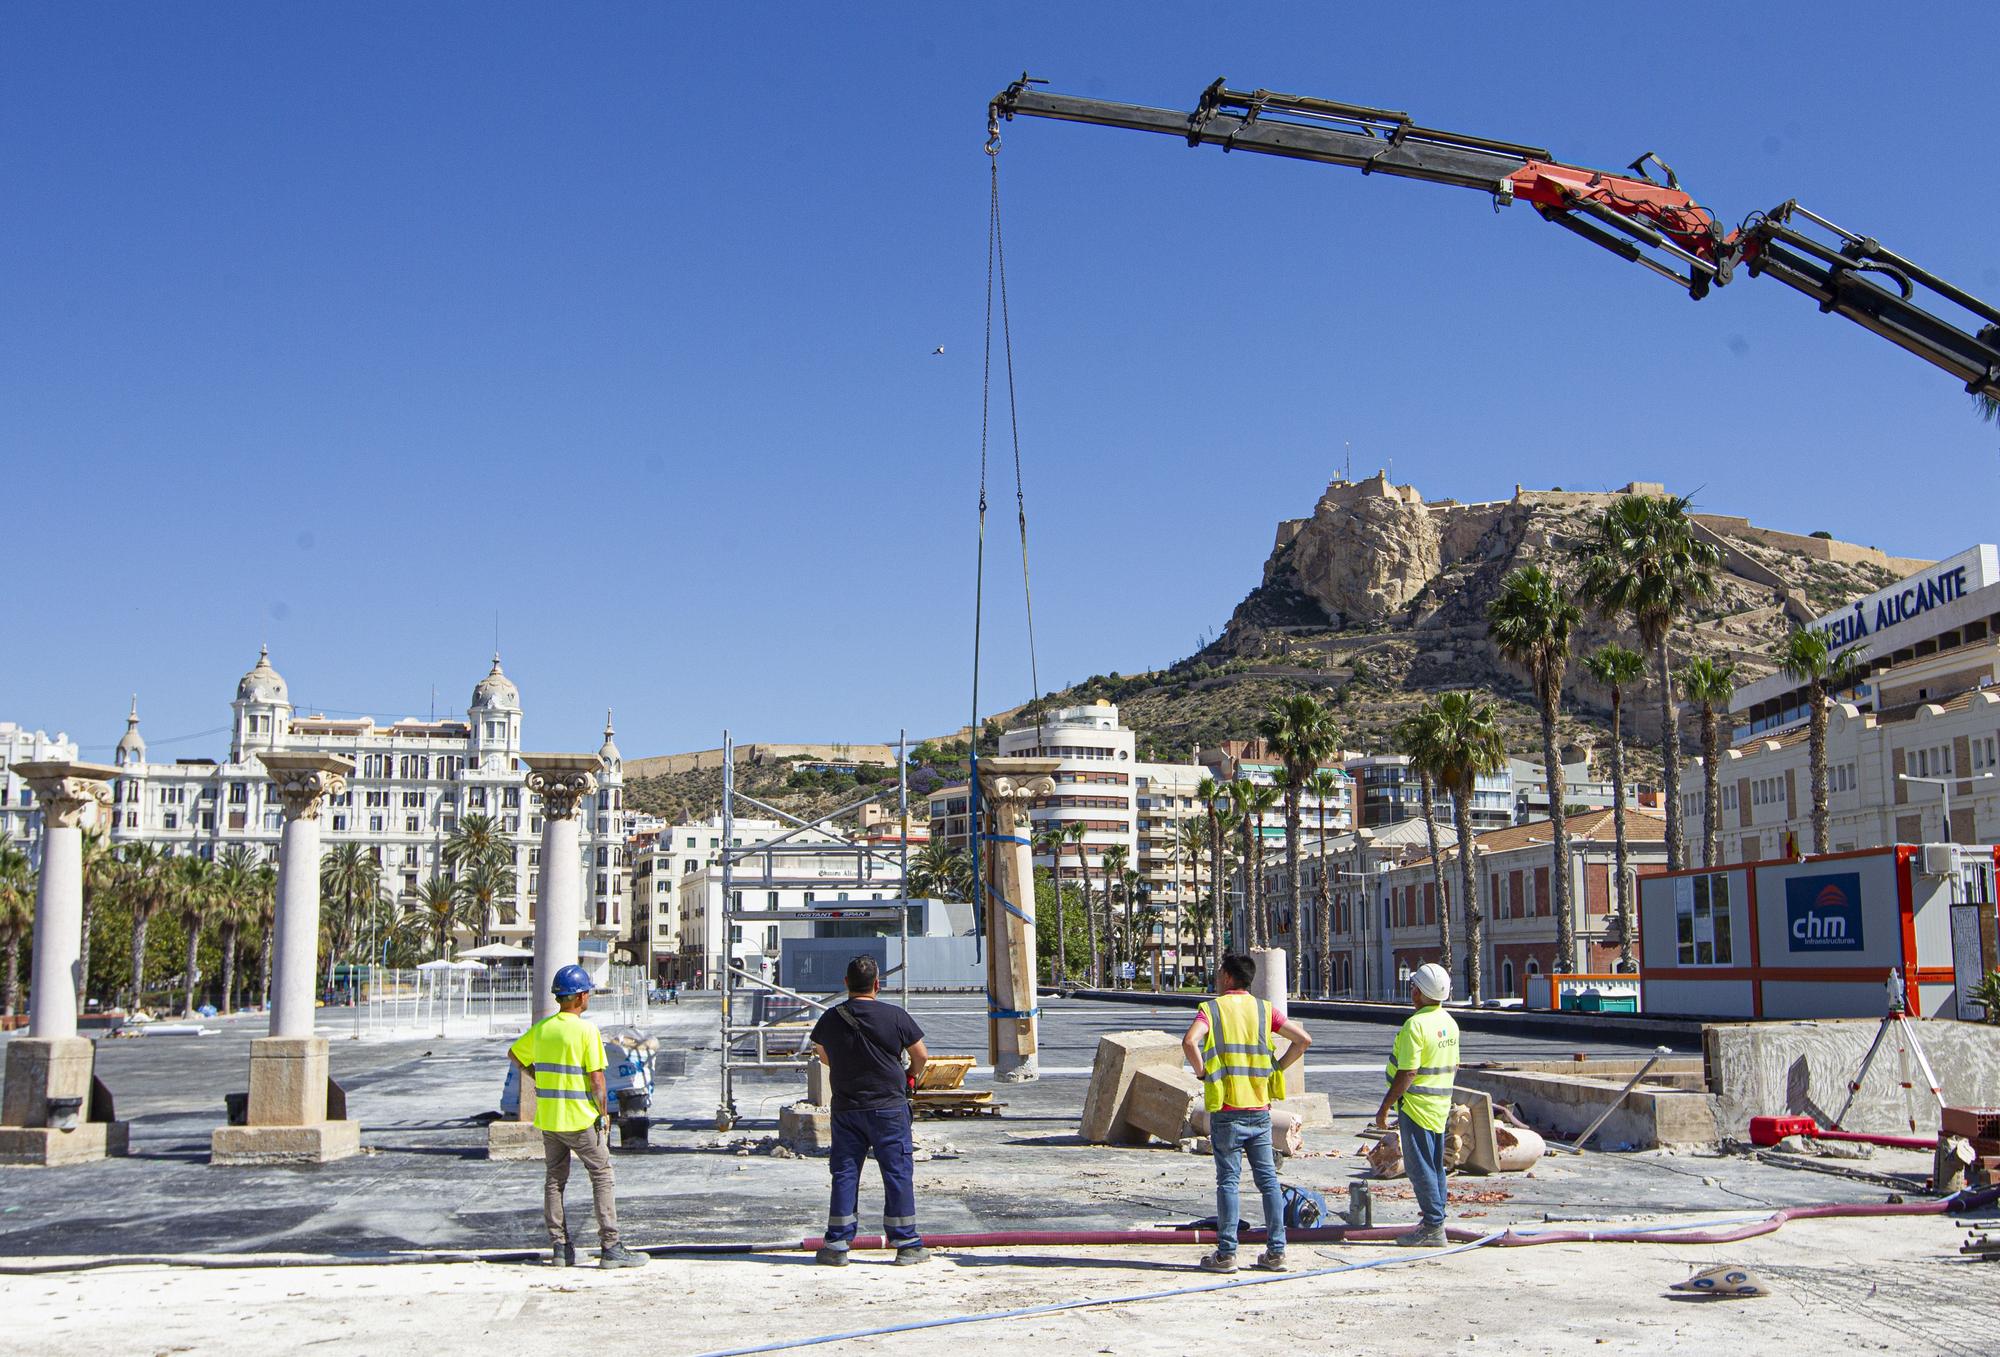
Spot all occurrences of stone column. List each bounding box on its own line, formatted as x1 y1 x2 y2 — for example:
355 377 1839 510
212 752 359 1166
487 752 597 1161
977 757 1058 1083
524 753 597 1024
0 761 128 1166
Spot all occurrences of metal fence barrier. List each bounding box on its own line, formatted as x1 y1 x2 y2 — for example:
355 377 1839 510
343 964 652 1038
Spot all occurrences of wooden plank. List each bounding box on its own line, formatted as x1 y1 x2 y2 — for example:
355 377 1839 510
914 1056 976 1091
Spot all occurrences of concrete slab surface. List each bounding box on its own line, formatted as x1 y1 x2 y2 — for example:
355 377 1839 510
1 995 1985 1356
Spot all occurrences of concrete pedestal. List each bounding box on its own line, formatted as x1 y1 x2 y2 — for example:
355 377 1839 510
485 1073 540 1160
0 1037 129 1166
210 1036 359 1165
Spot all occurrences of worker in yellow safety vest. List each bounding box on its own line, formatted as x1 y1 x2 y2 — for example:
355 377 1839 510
1182 952 1312 1274
507 964 648 1269
1374 962 1460 1247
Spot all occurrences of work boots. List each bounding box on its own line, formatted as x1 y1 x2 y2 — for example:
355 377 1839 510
1397 1225 1448 1248
599 1243 650 1269
893 1246 932 1266
550 1242 575 1268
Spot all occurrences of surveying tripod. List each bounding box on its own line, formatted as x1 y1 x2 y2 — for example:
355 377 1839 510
1827 969 1946 1135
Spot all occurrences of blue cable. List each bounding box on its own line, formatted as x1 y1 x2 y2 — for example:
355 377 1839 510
692 1232 1503 1357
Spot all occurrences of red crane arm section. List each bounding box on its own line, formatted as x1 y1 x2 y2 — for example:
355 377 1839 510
1507 161 1726 264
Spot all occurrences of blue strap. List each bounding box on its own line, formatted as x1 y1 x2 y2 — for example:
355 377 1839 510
987 1003 1040 1020
980 876 1034 925
979 832 1032 845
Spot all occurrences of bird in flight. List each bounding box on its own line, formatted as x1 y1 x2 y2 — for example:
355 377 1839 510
931 346 945 355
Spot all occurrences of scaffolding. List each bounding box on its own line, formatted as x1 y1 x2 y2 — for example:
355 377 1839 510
714 728 912 1130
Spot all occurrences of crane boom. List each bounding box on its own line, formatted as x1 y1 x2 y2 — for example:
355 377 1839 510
990 77 2000 401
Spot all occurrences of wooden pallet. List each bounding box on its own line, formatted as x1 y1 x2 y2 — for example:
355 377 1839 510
912 1089 1002 1118
914 1056 976 1092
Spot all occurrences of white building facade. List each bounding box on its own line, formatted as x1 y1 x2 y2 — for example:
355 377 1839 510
1 721 81 863
105 650 627 959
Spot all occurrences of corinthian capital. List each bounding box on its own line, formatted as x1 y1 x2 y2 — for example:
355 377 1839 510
522 753 600 821
11 761 119 831
257 752 355 821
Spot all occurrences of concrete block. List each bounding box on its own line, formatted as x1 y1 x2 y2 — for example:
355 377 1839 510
1125 1068 1203 1143
0 1121 128 1166
246 1036 330 1126
806 1058 831 1107
485 1119 544 1161
1080 1030 1187 1145
2 1037 96 1127
779 1102 832 1154
211 1120 361 1166
1704 1019 2000 1139
1272 1092 1333 1129
1456 1067 1718 1149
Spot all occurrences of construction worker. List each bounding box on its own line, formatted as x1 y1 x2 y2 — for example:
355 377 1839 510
507 964 649 1270
1182 952 1313 1274
807 954 930 1266
1374 962 1461 1247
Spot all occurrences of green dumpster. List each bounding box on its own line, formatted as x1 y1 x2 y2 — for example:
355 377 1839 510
1575 992 1637 1014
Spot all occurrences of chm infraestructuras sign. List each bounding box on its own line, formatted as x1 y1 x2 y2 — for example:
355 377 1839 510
1784 872 1864 952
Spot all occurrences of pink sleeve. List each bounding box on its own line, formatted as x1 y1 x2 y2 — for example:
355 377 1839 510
1271 1011 1286 1034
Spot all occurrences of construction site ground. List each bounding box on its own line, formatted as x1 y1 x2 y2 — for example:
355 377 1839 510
3 995 1994 1355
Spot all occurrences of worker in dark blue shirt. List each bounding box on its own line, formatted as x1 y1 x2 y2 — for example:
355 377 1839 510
807 955 930 1266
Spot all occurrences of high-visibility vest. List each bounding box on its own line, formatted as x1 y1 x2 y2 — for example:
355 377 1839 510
1198 992 1286 1113
509 1012 604 1134
1385 1005 1459 1133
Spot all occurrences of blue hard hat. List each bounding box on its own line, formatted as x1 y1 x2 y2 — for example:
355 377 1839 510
552 964 594 997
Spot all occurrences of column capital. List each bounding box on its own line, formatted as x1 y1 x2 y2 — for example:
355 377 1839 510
975 756 1060 807
522 752 600 820
256 752 354 821
8 760 119 831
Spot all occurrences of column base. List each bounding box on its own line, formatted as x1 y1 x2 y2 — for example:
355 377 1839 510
0 1121 130 1166
485 1119 544 1161
210 1120 361 1166
993 1054 1040 1084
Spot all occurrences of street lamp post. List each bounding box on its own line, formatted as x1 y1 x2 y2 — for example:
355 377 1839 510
1897 771 1993 843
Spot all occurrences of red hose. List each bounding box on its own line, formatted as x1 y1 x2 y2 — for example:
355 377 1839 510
803 1185 2000 1253
1813 1128 1937 1151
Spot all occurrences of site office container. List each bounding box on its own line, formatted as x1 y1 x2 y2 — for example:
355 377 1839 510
1635 844 1999 1020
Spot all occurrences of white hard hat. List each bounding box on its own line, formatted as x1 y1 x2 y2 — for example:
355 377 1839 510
1412 963 1451 1002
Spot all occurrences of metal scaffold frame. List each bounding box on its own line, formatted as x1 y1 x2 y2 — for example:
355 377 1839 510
715 729 911 1130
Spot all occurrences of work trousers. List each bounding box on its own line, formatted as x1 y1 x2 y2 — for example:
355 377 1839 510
543 1125 620 1249
1210 1109 1285 1256
1399 1110 1448 1230
824 1103 921 1251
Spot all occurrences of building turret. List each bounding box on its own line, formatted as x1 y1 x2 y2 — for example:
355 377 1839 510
115 696 146 767
468 653 522 764
230 647 292 762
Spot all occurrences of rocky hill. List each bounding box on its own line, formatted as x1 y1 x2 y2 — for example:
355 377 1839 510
1029 474 1919 770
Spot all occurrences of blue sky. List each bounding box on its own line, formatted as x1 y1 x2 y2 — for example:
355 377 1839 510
4 3 1996 763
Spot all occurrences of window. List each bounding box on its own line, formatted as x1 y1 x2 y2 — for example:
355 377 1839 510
163 812 178 830
1674 872 1735 966
469 788 488 809
404 846 419 865
405 816 420 833
229 782 248 804
402 791 425 808
370 815 384 832
1973 736 1999 772
332 814 347 831
1911 744 1954 779
366 791 390 808
504 788 521 808
766 926 779 951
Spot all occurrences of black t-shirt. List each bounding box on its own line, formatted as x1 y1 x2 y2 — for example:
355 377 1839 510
809 997 924 1112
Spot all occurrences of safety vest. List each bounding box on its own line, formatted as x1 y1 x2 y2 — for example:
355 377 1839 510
1385 1004 1459 1134
509 1012 604 1134
1198 992 1286 1113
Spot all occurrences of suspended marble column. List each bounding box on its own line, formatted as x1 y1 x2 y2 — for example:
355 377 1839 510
977 756 1058 1083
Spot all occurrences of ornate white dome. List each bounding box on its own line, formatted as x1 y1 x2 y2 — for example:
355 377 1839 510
236 646 289 705
599 710 621 765
116 696 146 762
471 653 520 711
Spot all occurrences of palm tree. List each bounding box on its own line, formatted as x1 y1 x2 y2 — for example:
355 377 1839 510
1430 691 1507 1005
1304 769 1345 997
411 874 474 959
1776 628 1869 854
1062 820 1100 985
1488 564 1584 972
1577 492 1721 871
443 812 508 875
1197 777 1230 978
1583 642 1648 971
1033 825 1068 982
909 842 971 902
249 860 277 1008
1122 868 1146 987
1258 694 1341 991
0 839 33 1018
1243 781 1282 950
1176 816 1207 991
77 826 116 1010
455 855 518 944
1394 707 1453 980
213 845 262 1014
319 843 382 996
170 855 218 1015
1679 657 1739 869
1102 844 1130 986
117 842 171 1013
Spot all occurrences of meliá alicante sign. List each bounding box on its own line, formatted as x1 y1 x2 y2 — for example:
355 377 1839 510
1809 545 1998 656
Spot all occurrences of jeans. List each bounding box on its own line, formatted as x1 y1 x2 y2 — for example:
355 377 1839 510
824 1103 921 1251
1399 1110 1447 1230
543 1126 619 1248
1210 1109 1285 1256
